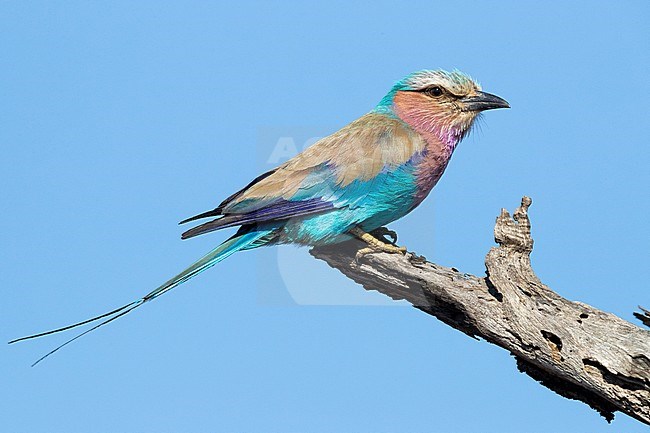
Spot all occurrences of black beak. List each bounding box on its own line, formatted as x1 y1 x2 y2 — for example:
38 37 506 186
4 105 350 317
462 91 510 112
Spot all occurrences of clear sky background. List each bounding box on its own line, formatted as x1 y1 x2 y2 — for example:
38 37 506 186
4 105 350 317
2 1 648 432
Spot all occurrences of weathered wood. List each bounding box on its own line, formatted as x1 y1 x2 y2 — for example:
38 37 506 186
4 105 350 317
310 197 650 425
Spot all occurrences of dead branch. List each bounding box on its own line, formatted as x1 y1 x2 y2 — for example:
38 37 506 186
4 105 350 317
310 197 650 425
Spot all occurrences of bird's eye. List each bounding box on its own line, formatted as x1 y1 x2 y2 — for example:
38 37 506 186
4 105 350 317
426 86 444 97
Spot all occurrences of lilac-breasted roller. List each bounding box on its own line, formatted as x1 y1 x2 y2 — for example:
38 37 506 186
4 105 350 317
11 69 509 365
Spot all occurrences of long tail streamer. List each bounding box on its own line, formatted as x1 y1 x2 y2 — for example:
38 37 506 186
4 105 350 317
9 229 270 366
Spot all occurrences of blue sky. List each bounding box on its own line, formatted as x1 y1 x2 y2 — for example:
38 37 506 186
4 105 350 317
2 1 648 432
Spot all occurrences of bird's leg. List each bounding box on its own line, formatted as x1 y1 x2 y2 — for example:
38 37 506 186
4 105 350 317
349 227 407 261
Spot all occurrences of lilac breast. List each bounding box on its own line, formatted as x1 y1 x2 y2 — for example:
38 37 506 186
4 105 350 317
410 128 462 208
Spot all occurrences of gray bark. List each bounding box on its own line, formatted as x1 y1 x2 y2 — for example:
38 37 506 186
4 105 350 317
310 197 650 425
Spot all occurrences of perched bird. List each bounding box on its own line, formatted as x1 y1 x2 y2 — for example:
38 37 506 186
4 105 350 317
11 69 509 365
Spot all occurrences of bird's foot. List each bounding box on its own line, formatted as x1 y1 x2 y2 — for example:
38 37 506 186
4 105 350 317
370 227 398 245
355 244 408 261
350 227 407 262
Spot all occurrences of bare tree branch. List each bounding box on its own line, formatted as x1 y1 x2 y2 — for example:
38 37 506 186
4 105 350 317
310 197 650 425
634 307 650 329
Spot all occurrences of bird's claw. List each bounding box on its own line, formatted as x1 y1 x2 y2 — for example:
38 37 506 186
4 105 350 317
370 227 398 245
350 226 407 263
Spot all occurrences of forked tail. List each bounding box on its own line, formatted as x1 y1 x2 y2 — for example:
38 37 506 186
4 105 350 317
9 229 272 366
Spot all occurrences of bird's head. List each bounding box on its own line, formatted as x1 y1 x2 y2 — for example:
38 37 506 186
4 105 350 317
377 69 509 147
